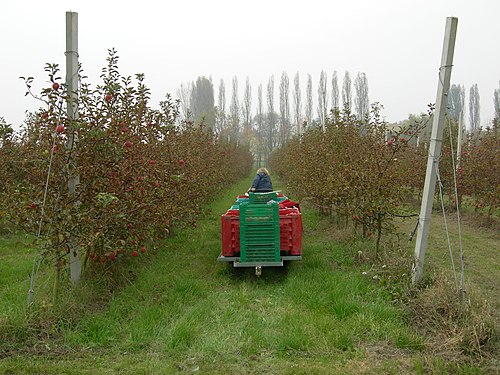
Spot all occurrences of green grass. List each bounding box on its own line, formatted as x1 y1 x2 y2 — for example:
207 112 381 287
0 228 34 343
0 177 494 374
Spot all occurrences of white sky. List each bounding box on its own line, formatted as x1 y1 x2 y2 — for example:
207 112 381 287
1 0 499 131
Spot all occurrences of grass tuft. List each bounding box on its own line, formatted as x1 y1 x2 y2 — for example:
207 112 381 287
410 274 497 356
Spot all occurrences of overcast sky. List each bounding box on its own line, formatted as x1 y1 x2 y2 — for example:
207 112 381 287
1 0 499 131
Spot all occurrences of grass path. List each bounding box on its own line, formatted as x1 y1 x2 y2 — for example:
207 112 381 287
0 176 490 374
0 228 35 344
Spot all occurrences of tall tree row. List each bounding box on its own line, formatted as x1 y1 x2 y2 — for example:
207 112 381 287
174 72 496 171
175 70 372 160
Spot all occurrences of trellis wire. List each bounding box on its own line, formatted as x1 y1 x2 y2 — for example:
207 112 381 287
446 117 466 303
435 163 459 290
27 142 53 307
26 125 60 308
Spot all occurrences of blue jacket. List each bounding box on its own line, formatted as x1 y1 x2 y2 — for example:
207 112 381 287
251 173 273 191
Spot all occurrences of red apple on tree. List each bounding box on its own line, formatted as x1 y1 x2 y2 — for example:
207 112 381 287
52 82 60 91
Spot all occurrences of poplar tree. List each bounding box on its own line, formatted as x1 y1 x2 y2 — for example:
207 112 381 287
242 77 252 144
305 74 313 128
317 70 328 130
229 76 240 141
331 70 339 110
279 71 291 146
448 84 465 121
256 84 265 165
176 82 193 125
266 75 277 153
293 72 302 136
342 71 352 115
190 76 215 130
354 72 370 127
216 79 226 137
469 84 481 130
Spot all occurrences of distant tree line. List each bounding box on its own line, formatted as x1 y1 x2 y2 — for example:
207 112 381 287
175 74 499 163
175 71 370 163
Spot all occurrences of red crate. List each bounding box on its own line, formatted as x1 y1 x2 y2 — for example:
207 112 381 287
221 213 240 256
221 208 302 257
279 213 303 255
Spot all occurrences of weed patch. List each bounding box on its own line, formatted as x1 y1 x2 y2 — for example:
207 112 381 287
410 274 497 357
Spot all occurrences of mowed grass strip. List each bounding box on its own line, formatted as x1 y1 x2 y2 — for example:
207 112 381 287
1 176 482 374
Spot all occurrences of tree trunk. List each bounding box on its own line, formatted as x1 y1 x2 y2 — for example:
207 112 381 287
53 251 62 304
375 216 382 259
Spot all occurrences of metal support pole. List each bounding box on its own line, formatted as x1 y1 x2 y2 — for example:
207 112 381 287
412 17 458 284
66 11 81 284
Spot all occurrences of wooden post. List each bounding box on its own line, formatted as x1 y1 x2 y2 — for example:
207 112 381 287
412 17 458 284
66 11 81 284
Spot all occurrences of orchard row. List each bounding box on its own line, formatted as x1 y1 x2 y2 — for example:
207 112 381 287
270 106 499 255
0 50 253 273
